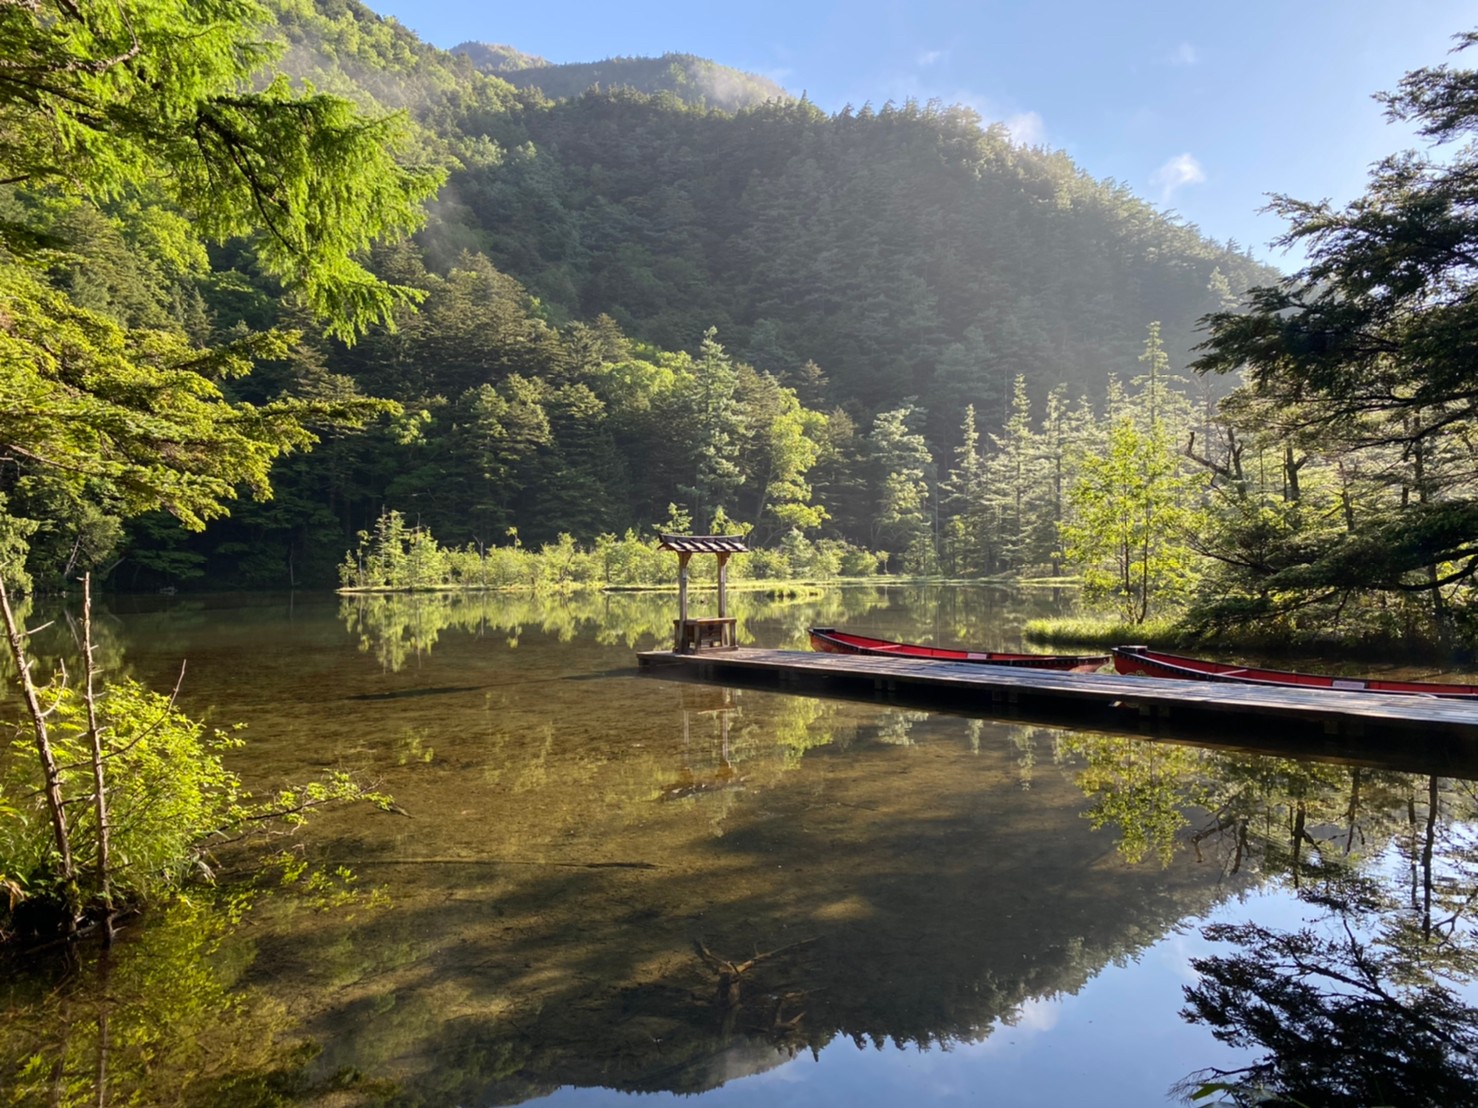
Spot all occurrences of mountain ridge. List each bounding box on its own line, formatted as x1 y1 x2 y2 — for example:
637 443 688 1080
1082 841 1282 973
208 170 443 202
450 44 791 111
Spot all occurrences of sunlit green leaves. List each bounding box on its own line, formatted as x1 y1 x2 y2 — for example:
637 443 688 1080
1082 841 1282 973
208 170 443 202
1062 414 1206 624
0 265 399 535
0 0 443 339
0 678 243 907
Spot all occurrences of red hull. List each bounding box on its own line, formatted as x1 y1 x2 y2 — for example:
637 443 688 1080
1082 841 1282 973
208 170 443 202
808 628 1108 673
1112 646 1478 699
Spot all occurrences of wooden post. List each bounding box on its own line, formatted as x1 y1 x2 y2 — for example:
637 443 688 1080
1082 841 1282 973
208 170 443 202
676 551 692 651
678 552 691 623
716 553 729 618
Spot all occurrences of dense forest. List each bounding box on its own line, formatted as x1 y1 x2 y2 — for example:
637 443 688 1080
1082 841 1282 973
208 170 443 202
451 45 790 112
6 0 1478 648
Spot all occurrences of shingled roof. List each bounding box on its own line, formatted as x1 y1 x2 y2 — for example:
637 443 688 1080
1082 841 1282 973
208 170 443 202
658 533 749 554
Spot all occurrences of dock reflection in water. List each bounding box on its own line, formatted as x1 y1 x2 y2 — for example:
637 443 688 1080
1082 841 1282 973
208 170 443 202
3 589 1477 1107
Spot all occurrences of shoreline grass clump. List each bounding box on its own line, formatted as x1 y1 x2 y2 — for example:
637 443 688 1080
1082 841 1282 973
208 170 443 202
336 510 886 594
1023 615 1182 648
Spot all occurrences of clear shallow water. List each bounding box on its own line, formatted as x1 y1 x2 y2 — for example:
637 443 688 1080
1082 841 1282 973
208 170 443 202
3 586 1476 1106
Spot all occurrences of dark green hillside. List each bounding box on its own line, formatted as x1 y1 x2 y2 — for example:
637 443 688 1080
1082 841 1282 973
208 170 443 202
454 92 1274 431
455 48 790 111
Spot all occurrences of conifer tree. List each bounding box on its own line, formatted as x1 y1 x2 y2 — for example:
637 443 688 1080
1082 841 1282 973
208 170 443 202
986 376 1046 571
867 403 935 571
1192 32 1478 639
941 405 992 575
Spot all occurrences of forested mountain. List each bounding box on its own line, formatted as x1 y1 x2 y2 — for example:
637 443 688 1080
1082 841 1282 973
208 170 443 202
453 46 790 112
451 42 548 73
0 0 1282 594
269 2 1275 415
461 94 1268 432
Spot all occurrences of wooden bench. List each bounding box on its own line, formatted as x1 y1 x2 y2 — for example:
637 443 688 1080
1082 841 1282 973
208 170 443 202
674 617 738 653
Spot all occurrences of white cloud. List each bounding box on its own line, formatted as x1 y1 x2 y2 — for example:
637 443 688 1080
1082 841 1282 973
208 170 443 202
917 49 946 67
1170 41 1199 67
1011 996 1063 1032
1151 152 1206 202
1003 110 1046 147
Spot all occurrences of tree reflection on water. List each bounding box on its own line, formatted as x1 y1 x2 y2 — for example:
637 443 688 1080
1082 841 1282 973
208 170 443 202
1176 775 1478 1107
0 899 359 1106
337 585 896 671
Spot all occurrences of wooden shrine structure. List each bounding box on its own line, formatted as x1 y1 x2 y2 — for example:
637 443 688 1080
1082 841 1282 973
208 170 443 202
658 533 748 653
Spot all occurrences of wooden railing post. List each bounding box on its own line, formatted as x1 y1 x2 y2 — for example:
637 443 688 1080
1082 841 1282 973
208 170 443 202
676 552 692 651
717 553 729 618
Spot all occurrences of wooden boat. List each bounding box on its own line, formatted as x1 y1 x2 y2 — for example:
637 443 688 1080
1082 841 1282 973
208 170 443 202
808 628 1109 673
1112 645 1478 699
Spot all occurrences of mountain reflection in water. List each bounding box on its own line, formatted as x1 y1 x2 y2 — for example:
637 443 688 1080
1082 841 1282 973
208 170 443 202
3 587 1477 1107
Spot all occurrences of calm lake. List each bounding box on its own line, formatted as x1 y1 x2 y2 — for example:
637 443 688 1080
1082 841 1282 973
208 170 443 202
4 584 1477 1106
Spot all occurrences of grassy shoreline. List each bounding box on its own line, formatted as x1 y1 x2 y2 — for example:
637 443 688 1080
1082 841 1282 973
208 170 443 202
333 573 1066 596
1022 616 1182 648
335 576 908 597
1025 614 1478 665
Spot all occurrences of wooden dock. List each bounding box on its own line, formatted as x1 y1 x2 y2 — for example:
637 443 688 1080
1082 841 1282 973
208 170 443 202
637 648 1478 766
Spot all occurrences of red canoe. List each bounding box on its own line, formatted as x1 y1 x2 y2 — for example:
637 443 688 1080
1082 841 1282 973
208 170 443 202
808 628 1108 673
1112 645 1478 699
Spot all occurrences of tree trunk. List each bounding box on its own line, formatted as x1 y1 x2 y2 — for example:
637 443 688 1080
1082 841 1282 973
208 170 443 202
0 576 77 924
82 574 114 943
1421 775 1438 940
1283 444 1302 503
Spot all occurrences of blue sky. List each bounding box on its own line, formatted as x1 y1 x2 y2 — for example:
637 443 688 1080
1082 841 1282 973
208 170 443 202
369 0 1478 270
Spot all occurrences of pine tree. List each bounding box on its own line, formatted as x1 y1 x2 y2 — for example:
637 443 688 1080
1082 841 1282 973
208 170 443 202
867 403 935 572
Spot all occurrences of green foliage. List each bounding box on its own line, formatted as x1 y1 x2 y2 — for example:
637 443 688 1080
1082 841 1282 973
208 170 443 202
1022 614 1181 647
1060 337 1207 624
940 384 1100 578
1062 415 1205 623
986 377 1050 571
0 265 398 535
0 497 37 597
0 0 448 593
339 509 883 593
1 676 238 917
683 328 744 525
339 509 449 590
0 0 444 339
867 403 934 571
940 405 991 575
1188 34 1478 645
0 669 390 933
449 89 1271 418
0 576 393 938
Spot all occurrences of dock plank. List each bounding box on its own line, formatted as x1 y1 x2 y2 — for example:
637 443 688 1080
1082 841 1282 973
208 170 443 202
636 648 1478 742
